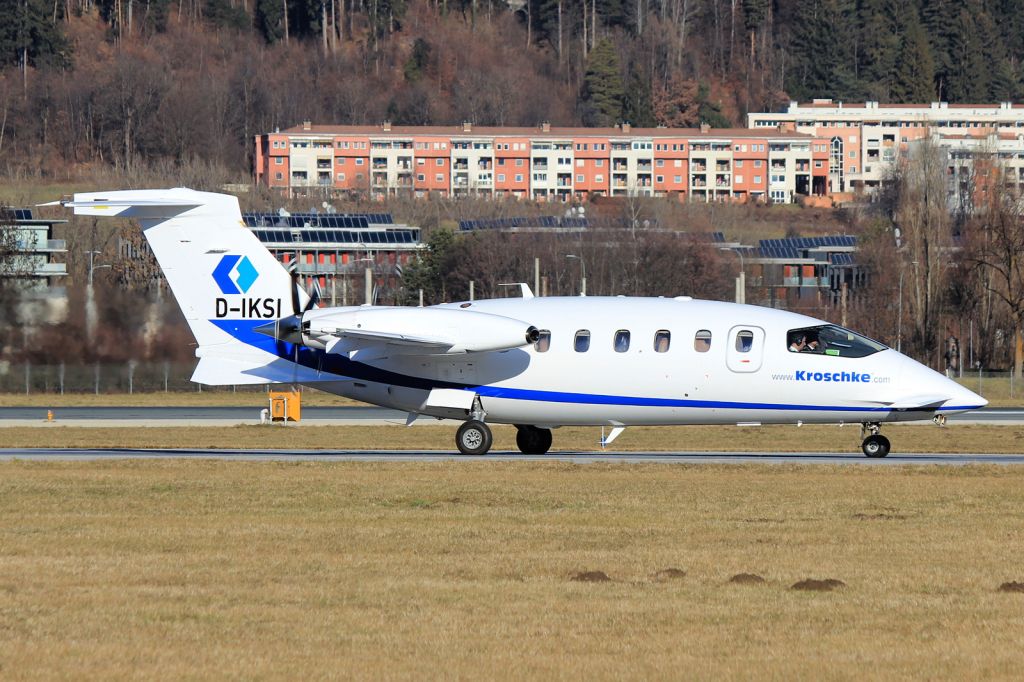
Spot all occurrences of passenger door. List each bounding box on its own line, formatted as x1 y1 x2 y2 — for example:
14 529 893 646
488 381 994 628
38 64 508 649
726 325 765 373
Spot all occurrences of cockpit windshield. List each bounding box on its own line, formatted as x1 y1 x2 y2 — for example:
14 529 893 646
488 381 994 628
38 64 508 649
786 325 887 358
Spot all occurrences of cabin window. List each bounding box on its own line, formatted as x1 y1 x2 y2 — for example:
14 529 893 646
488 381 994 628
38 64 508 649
534 330 551 353
735 330 754 352
614 330 630 352
787 325 886 358
654 330 671 352
574 330 591 352
694 330 712 352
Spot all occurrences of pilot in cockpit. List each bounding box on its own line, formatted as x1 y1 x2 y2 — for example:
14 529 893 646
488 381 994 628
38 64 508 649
788 331 820 353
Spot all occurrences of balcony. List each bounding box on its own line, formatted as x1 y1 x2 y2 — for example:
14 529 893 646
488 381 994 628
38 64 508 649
612 159 628 171
532 161 549 170
691 164 707 172
715 161 730 171
453 160 469 170
637 161 653 171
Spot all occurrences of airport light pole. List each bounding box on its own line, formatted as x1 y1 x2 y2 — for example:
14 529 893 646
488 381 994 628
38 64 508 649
85 250 111 344
719 247 745 305
565 254 587 296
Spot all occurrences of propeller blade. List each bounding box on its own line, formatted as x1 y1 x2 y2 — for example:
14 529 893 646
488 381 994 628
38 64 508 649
288 255 301 316
304 279 322 313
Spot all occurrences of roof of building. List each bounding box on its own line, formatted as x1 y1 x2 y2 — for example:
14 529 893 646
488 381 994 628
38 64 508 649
278 123 815 140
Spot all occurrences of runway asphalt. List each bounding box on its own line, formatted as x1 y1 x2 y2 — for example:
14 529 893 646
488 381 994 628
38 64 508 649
1 406 1023 426
1 448 1022 464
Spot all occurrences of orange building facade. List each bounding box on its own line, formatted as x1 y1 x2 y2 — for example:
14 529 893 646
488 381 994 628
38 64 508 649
255 122 831 204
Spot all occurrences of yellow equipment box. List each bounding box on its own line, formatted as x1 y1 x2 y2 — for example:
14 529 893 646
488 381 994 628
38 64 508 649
269 390 301 422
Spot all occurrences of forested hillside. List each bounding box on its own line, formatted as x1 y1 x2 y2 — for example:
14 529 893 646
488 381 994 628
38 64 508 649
2 0 1023 180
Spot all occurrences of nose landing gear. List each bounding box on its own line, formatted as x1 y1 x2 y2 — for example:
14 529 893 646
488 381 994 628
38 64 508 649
860 422 890 458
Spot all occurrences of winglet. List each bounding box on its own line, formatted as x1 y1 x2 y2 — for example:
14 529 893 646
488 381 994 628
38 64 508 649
498 282 534 299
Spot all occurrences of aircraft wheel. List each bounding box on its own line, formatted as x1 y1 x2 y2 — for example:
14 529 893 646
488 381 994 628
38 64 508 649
515 425 553 455
456 420 493 456
862 434 891 458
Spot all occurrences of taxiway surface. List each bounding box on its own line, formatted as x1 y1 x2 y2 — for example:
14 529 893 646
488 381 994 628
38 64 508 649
2 448 1022 464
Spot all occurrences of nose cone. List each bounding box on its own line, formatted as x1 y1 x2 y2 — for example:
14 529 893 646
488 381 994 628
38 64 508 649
897 353 987 414
944 381 988 412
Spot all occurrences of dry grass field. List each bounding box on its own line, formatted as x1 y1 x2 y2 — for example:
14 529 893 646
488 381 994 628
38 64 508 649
1 423 1023 454
1 461 1024 679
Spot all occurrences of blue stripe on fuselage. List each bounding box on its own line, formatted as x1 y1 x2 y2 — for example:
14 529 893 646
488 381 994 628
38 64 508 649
209 319 975 414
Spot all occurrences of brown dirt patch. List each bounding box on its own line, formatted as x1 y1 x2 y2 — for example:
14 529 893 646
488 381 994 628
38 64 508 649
852 512 908 520
570 571 611 583
729 573 766 585
998 581 1024 593
791 578 846 592
651 568 686 581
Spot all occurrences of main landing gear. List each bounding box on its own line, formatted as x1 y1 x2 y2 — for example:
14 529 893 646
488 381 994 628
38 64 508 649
860 422 890 458
453 420 554 456
515 425 553 455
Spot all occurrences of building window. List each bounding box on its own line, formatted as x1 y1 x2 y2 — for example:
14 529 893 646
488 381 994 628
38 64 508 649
275 172 283 180
498 158 505 166
334 157 344 165
614 330 631 352
417 174 425 182
735 160 743 168
515 174 523 182
577 174 585 183
654 330 670 352
436 159 444 166
595 159 604 167
516 159 524 167
674 175 682 183
656 159 664 167
497 174 505 182
356 158 364 165
275 157 283 165
850 166 857 173
337 173 345 181
577 159 585 167
849 150 856 158
754 176 762 184
574 330 591 353
735 175 744 184
694 330 712 352
595 174 603 183
754 160 762 168
534 330 551 353
435 174 443 182
656 175 664 183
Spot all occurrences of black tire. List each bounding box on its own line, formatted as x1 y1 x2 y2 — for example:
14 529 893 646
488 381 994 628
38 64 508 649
515 425 553 455
862 434 891 458
456 420 493 456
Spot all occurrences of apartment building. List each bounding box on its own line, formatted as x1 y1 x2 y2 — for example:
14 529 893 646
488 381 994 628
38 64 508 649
1 208 69 324
255 122 830 204
748 100 1024 194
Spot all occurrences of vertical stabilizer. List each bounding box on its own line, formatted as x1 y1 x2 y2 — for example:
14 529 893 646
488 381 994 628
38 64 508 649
61 188 307 383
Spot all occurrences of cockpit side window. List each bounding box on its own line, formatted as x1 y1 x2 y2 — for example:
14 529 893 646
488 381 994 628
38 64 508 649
787 325 886 358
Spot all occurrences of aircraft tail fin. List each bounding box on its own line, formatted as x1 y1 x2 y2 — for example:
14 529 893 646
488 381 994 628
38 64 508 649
62 189 305 382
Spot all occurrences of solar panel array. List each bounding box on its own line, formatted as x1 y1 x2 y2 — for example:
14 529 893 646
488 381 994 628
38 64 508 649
252 229 419 244
831 253 855 265
457 216 670 231
12 209 33 220
755 235 859 262
458 216 590 231
243 213 395 228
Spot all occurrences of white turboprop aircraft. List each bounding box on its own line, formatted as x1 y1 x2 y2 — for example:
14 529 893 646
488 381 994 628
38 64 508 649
54 188 986 457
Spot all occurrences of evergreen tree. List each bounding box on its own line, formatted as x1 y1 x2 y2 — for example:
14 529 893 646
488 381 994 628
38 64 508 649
786 0 860 101
580 39 624 126
0 0 70 69
621 66 654 127
858 0 901 101
946 8 988 102
891 14 935 103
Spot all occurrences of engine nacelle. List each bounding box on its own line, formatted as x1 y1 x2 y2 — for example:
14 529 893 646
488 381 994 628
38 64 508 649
303 306 538 354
